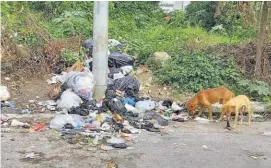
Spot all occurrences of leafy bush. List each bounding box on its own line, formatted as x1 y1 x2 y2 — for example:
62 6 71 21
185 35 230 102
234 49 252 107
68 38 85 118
155 51 241 92
233 80 271 101
48 11 92 38
185 1 217 30
61 49 85 64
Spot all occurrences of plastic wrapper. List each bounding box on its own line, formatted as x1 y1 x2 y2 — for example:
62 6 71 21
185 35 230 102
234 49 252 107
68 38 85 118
57 90 82 110
49 114 85 130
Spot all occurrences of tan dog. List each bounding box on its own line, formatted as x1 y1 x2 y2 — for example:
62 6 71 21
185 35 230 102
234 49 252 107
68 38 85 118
186 87 233 120
218 95 252 128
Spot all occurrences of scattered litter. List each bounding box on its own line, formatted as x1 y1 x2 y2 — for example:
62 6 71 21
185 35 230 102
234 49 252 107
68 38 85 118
112 143 128 149
11 119 30 128
101 144 114 151
31 123 46 132
251 156 258 160
262 132 271 136
171 102 184 111
49 114 84 130
202 145 208 149
25 153 36 159
107 137 125 144
1 114 9 124
0 86 10 101
21 109 31 114
135 100 156 111
5 77 11 81
194 117 210 124
28 100 36 103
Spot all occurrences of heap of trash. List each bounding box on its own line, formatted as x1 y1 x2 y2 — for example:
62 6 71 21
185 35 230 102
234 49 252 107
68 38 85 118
1 39 188 150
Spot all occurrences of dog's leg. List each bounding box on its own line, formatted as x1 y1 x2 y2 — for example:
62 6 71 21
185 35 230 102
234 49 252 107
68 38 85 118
247 104 252 126
207 104 213 120
197 106 205 117
233 107 239 128
240 107 244 125
217 107 225 122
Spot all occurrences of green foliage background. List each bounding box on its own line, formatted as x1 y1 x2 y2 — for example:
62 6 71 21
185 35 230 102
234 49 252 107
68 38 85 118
1 1 270 101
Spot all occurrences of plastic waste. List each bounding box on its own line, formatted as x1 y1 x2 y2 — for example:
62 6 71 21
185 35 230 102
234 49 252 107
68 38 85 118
101 122 111 131
31 122 46 132
125 104 145 117
65 71 96 101
171 102 185 111
0 86 10 101
21 109 31 114
11 119 30 128
262 132 271 136
143 111 169 126
194 117 209 124
49 114 84 130
108 39 121 47
112 143 128 149
135 100 156 111
46 73 67 85
113 72 125 80
107 137 125 144
157 101 168 111
57 90 82 111
123 97 136 107
108 52 135 68
113 76 140 97
25 153 36 159
107 98 127 115
162 100 173 108
101 144 114 151
171 113 188 122
121 66 133 75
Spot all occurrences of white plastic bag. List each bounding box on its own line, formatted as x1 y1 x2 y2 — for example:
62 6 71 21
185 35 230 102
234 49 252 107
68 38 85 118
49 114 84 130
135 100 156 111
0 86 10 101
121 66 133 75
65 72 96 101
57 90 82 110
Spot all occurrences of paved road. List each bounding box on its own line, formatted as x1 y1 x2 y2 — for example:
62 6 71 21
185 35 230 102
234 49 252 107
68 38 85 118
2 119 271 168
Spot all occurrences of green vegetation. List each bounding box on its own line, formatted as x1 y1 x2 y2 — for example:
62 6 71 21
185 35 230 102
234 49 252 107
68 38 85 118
1 1 270 101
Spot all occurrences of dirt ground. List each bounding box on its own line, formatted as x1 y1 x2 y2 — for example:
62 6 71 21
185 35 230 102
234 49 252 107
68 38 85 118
2 118 271 168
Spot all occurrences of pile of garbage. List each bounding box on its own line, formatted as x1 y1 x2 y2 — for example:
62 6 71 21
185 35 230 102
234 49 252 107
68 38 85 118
42 38 189 149
0 38 189 150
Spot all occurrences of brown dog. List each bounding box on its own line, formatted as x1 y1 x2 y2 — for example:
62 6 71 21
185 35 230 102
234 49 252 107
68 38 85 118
218 95 252 128
186 87 233 120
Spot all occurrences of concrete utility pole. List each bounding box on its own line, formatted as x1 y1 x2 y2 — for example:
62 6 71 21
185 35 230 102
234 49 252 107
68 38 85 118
92 1 109 100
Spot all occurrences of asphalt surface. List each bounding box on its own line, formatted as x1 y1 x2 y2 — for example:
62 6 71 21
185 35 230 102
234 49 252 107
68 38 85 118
1 119 271 168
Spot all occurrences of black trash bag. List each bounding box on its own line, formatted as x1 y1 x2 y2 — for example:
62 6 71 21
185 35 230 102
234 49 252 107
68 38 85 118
143 111 169 126
113 76 140 97
82 39 94 58
162 100 173 108
52 66 62 74
68 100 98 116
108 52 135 68
107 98 127 115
